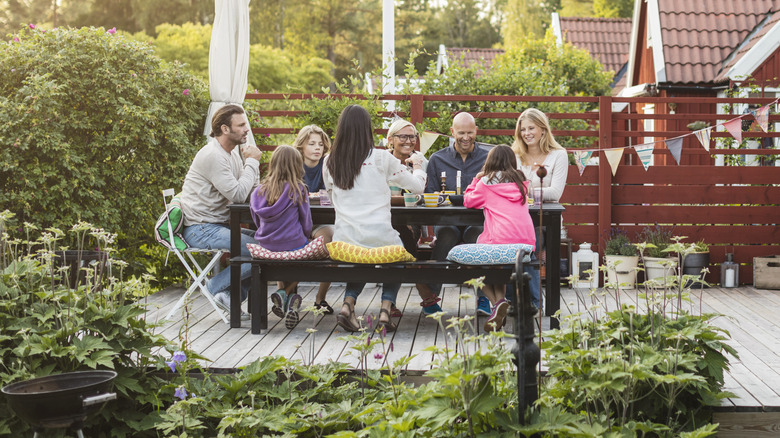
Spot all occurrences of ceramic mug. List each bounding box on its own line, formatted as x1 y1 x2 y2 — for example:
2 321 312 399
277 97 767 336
389 185 402 196
403 193 421 207
442 190 456 206
422 193 446 208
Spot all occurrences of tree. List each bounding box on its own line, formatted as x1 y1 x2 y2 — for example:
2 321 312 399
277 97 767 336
0 26 209 266
560 0 594 16
502 0 548 45
594 0 633 18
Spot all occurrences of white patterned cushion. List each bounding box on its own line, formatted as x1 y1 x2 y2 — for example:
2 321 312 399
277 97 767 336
446 243 534 265
247 236 329 261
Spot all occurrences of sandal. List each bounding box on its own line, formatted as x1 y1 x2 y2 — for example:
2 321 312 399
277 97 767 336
377 308 397 333
420 296 442 315
315 300 334 315
336 302 361 332
390 304 403 318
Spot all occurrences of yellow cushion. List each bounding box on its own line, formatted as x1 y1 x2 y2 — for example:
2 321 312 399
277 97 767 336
326 241 415 264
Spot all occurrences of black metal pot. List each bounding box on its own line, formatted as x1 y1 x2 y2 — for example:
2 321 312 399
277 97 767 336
683 252 710 288
1 370 117 430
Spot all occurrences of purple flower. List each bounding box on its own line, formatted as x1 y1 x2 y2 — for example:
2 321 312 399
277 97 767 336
166 351 187 372
174 385 188 400
381 326 387 337
29 24 35 29
374 353 384 360
13 37 19 42
182 89 189 96
107 27 116 34
365 314 373 329
265 133 270 137
389 342 394 352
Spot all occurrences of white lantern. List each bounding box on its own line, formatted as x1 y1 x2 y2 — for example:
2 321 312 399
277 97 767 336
572 242 599 289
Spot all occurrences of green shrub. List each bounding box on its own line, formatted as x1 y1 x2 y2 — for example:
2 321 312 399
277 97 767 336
0 25 209 276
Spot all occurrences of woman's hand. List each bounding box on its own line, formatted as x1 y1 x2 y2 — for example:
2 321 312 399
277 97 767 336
405 153 423 169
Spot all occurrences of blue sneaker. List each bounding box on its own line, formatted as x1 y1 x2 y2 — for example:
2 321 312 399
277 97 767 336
421 296 442 315
271 290 287 319
477 296 491 316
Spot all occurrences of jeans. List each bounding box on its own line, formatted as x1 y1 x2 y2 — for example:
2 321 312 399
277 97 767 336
430 225 482 295
182 223 256 301
344 282 400 305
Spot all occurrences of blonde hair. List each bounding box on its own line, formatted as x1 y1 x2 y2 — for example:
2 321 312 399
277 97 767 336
256 145 306 206
511 108 563 165
293 125 331 156
385 118 417 151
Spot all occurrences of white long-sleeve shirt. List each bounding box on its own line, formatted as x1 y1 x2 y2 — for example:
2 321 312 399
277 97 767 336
518 148 568 202
180 137 260 225
324 148 426 247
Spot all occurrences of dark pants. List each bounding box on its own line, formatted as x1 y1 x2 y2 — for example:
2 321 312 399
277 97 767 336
429 225 482 295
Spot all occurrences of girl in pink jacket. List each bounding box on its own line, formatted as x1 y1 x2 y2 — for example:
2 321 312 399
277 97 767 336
464 145 536 331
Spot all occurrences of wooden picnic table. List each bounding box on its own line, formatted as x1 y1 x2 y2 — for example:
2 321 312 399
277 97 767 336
228 203 565 329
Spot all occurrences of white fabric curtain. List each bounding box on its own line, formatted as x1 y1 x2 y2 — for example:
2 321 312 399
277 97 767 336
203 0 256 146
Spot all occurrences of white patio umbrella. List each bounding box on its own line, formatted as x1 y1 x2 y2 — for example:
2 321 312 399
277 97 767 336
203 0 256 146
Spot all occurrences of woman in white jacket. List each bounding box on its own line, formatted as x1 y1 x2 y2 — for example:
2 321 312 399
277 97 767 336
324 105 426 333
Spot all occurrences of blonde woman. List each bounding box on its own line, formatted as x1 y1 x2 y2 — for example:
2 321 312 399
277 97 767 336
511 108 568 202
292 125 335 314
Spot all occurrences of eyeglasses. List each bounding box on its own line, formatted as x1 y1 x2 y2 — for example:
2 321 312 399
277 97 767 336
393 134 418 142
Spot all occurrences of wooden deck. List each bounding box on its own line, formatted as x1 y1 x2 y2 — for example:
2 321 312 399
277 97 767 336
143 283 780 416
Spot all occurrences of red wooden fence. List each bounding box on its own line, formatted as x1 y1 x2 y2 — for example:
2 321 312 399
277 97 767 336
244 93 780 285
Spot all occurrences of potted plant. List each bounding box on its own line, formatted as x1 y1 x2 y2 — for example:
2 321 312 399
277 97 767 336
637 225 677 282
603 228 639 289
682 239 710 287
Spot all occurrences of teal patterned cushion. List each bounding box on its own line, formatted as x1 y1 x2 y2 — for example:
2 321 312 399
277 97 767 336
446 243 534 265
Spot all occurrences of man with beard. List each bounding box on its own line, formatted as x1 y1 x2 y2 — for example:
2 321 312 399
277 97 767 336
179 104 262 318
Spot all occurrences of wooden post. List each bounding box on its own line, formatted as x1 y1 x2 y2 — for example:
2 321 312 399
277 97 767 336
598 96 614 272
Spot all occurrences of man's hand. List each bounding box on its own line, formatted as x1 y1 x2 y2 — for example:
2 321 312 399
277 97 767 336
242 144 263 161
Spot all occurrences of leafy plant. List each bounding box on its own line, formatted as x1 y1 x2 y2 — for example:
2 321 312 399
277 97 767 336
604 228 638 256
692 239 709 253
638 224 675 258
0 25 209 278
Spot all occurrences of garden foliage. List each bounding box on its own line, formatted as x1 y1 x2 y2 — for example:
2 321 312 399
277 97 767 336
0 25 209 272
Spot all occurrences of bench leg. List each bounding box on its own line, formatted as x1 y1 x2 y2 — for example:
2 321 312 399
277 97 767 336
250 265 267 334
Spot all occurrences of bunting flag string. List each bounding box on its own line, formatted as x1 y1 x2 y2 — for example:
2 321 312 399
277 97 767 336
665 137 684 165
694 127 712 151
604 148 624 176
573 150 593 175
409 97 778 176
634 145 655 171
723 118 743 143
754 105 770 132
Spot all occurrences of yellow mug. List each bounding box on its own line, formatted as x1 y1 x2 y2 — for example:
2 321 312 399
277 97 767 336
422 193 446 208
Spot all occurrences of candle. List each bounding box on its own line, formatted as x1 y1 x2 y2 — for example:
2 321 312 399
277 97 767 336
725 269 735 287
456 170 461 194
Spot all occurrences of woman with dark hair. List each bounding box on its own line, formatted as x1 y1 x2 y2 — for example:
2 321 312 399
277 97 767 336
324 105 427 332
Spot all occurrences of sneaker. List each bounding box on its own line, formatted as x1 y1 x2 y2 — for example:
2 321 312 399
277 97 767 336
422 303 443 315
213 293 250 321
285 309 299 329
477 296 491 316
270 289 287 319
484 299 509 332
286 293 302 313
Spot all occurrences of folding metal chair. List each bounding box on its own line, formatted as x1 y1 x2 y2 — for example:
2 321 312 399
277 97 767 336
158 189 229 324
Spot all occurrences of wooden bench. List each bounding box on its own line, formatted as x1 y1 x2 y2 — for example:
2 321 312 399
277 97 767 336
232 256 538 334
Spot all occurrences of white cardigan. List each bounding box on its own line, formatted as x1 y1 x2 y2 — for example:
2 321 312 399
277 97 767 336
518 148 568 202
324 149 426 247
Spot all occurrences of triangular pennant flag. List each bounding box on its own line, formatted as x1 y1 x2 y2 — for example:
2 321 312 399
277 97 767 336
573 150 593 175
475 141 494 150
419 132 439 155
723 118 743 143
604 148 624 176
664 137 683 165
754 105 770 132
694 127 712 151
634 144 654 171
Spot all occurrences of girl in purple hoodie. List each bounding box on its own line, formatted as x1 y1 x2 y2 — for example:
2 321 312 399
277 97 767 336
250 145 313 328
463 145 536 332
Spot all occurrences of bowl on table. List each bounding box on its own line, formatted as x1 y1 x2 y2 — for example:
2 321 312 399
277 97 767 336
448 195 464 206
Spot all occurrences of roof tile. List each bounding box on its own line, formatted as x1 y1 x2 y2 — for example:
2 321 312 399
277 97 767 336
658 0 779 84
559 16 632 73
